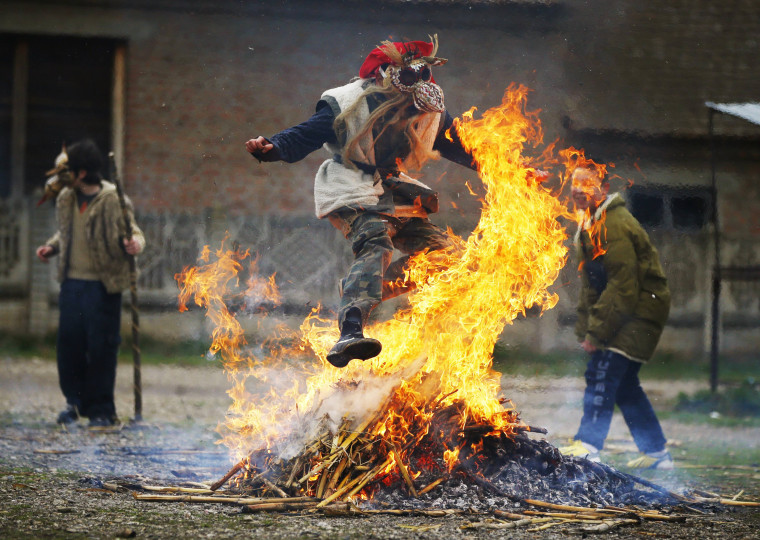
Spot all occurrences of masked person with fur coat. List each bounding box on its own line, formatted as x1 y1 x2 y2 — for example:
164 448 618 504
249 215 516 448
559 166 673 470
245 36 476 368
36 139 145 427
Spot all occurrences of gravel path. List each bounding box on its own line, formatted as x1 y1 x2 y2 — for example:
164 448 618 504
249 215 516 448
1 356 758 539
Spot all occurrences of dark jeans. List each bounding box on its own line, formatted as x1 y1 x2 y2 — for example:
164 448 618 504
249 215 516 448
575 349 667 453
57 279 122 419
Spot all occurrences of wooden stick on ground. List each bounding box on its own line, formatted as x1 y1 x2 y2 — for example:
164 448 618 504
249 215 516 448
418 476 446 496
580 519 640 533
141 485 215 494
523 499 608 513
133 494 315 504
492 510 528 520
523 510 612 520
210 460 245 491
637 512 687 522
715 499 760 507
461 518 540 530
243 501 319 513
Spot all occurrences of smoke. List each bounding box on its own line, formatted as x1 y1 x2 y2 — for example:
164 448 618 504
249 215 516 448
273 374 403 461
251 353 430 462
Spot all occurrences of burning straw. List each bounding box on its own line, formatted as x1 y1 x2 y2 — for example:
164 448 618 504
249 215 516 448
205 384 523 505
172 85 688 513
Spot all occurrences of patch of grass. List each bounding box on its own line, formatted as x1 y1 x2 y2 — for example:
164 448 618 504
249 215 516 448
492 342 760 385
645 352 760 384
673 378 760 418
119 335 213 367
660 409 760 428
491 343 587 377
677 444 760 467
0 332 57 358
0 331 214 367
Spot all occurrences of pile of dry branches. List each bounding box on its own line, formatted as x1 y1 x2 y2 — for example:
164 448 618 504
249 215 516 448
207 383 536 506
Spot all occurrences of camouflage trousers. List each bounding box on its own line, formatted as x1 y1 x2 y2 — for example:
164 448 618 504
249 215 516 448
329 209 453 329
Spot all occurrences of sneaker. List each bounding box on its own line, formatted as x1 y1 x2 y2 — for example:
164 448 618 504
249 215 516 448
56 405 79 425
626 450 674 470
558 439 601 463
88 416 116 428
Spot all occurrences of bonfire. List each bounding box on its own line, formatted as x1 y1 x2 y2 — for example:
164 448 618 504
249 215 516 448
173 86 677 512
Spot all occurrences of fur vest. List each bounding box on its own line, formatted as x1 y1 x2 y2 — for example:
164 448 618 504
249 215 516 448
46 181 145 293
313 79 443 218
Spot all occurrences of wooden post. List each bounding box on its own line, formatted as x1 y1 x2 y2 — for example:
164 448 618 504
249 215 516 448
109 152 142 421
708 107 721 393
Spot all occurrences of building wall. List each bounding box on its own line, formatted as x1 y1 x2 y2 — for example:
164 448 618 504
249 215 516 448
0 0 758 355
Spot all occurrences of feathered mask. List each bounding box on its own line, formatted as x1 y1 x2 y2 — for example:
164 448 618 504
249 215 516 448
359 35 447 113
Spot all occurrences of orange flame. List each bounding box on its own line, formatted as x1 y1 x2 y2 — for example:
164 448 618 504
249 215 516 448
178 84 575 471
443 446 460 472
562 147 612 261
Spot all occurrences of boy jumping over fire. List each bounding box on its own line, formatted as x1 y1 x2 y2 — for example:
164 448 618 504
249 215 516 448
559 165 673 470
245 36 475 368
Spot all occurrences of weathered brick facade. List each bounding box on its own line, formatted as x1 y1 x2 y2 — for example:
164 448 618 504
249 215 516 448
1 0 758 354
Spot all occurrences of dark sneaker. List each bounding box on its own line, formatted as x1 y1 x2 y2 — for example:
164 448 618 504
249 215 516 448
88 416 116 428
56 405 79 425
327 334 382 367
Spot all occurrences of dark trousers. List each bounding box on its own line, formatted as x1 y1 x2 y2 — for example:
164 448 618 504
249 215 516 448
575 349 667 453
57 279 122 419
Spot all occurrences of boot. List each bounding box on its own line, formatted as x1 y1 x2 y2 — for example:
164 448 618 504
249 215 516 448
56 404 79 425
326 308 382 368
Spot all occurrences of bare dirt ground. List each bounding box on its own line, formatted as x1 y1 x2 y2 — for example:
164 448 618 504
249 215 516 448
1 356 758 539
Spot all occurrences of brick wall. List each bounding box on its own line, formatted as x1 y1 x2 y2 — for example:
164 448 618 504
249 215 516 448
112 2 568 219
2 0 759 352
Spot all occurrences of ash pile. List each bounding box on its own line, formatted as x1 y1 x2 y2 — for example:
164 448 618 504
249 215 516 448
372 432 675 510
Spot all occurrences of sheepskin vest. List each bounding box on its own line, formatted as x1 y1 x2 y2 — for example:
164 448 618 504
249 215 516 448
313 78 443 218
46 181 145 293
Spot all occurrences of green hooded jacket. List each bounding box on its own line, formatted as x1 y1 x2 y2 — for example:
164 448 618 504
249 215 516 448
574 193 670 362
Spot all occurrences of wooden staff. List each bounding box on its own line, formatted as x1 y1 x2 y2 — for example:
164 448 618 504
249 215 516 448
109 152 142 422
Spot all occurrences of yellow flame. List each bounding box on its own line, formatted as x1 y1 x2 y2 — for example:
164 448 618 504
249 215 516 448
562 147 611 260
178 84 575 465
443 447 460 472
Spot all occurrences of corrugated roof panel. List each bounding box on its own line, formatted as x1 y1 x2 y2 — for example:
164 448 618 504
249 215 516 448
706 102 760 127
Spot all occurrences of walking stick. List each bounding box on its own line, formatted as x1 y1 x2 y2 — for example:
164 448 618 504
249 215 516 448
108 152 142 422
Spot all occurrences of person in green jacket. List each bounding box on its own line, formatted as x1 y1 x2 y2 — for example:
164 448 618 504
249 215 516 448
559 166 673 470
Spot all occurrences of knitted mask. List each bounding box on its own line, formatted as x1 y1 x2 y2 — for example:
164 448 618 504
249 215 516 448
359 36 448 113
384 59 446 113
